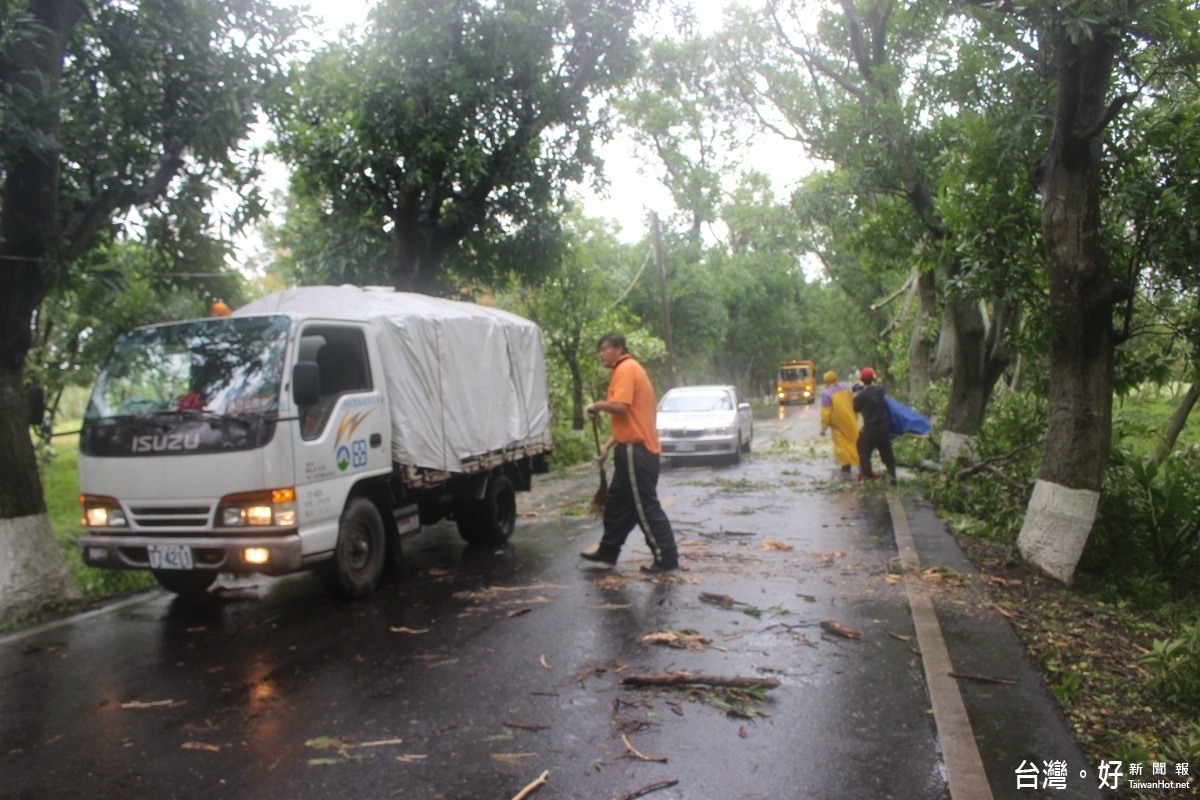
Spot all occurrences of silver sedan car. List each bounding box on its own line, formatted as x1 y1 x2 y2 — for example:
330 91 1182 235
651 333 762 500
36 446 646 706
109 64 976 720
656 385 754 464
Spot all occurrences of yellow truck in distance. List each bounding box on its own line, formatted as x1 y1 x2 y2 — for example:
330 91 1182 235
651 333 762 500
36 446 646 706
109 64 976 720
776 359 816 404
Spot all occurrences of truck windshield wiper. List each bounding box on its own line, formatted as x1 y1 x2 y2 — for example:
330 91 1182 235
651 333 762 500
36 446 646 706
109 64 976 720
162 409 258 427
106 414 171 432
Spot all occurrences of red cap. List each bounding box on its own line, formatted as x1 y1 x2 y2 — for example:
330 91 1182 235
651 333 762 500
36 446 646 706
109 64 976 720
860 367 876 381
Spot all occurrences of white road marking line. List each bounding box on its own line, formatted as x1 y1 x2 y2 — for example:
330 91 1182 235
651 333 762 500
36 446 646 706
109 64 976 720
888 492 995 800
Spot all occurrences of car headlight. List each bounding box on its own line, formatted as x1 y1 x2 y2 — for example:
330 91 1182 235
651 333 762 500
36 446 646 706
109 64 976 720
705 427 733 436
217 488 297 528
80 495 128 528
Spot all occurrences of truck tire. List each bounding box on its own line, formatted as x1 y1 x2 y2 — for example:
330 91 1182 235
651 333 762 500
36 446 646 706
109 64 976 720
456 474 516 546
153 569 218 597
321 497 387 599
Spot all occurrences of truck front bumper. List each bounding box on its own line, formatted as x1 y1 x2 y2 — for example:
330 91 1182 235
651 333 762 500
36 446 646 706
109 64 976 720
79 533 306 576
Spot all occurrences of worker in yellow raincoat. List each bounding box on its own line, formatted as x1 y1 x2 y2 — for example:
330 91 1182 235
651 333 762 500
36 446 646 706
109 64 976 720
819 371 860 472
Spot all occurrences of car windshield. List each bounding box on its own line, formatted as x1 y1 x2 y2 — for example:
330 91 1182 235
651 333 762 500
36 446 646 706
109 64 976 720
86 315 290 420
660 392 731 412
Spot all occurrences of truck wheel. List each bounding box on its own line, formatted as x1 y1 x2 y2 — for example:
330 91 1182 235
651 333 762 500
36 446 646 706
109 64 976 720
456 474 517 546
153 569 218 597
321 497 386 600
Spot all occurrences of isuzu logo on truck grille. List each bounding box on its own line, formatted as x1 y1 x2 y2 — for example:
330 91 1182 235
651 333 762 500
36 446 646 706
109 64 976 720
131 433 201 453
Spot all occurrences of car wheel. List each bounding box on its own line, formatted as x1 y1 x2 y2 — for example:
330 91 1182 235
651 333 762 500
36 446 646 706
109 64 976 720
321 497 387 600
456 474 517 546
730 436 742 465
153 569 218 597
742 427 752 453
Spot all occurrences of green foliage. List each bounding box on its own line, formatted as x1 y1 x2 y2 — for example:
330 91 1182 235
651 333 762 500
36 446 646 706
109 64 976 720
1049 670 1083 706
29 241 220 442
1087 446 1200 593
272 0 647 293
921 385 1046 544
615 34 734 237
1140 619 1200 714
548 425 592 470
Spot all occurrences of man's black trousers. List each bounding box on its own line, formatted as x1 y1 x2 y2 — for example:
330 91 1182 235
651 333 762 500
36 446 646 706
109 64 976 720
857 422 897 481
596 442 678 567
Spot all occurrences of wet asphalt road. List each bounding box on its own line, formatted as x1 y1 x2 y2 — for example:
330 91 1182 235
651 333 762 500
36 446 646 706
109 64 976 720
0 404 1098 800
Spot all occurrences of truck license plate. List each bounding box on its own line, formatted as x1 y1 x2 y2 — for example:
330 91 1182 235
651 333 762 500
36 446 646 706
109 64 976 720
148 544 194 570
676 441 695 452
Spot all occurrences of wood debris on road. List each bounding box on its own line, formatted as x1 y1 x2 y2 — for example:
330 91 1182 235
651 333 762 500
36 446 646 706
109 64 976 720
819 620 861 639
620 672 780 689
510 769 549 800
611 779 680 800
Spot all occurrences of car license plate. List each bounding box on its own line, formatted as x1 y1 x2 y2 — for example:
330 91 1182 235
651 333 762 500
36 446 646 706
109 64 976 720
148 544 194 570
676 441 695 453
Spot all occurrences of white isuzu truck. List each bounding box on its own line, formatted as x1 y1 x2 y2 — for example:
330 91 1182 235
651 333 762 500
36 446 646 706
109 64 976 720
77 285 553 599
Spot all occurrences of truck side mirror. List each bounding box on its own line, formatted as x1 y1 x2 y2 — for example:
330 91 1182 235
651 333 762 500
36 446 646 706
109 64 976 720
27 384 45 427
292 362 320 407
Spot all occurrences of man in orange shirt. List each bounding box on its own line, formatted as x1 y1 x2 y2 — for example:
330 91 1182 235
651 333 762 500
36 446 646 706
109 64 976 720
581 333 679 572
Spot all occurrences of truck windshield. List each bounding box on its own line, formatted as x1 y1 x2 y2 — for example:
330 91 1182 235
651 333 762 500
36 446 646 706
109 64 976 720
780 366 810 382
81 315 290 457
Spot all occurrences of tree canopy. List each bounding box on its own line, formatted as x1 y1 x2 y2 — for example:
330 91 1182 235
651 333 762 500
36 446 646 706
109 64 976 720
0 0 299 624
272 0 649 294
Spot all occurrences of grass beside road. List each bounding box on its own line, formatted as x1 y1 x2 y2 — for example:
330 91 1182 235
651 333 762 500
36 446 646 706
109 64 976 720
39 431 155 600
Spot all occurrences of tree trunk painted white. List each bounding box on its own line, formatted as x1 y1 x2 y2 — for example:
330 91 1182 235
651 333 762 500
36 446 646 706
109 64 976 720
1017 480 1100 585
0 513 79 626
939 430 976 464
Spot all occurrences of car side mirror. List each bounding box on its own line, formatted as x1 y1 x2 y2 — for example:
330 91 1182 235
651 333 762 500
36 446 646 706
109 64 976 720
292 361 320 407
738 402 751 411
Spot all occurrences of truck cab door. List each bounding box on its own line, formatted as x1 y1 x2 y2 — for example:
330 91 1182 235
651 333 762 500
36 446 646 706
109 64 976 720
291 325 389 549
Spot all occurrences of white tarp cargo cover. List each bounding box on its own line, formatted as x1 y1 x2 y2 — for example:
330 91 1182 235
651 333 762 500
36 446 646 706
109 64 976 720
236 285 552 473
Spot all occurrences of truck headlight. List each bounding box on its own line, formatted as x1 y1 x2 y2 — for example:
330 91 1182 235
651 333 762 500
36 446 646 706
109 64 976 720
217 488 297 528
80 495 128 528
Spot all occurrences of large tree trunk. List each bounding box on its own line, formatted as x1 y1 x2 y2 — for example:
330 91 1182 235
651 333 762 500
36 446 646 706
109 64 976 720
907 269 937 398
941 292 987 461
1017 25 1127 584
904 184 1010 461
0 0 85 624
389 223 451 295
940 292 1011 462
567 354 586 431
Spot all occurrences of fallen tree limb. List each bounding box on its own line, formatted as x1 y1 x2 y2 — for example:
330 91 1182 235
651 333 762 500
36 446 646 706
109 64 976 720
504 720 549 731
612 779 679 800
511 770 549 800
620 734 667 762
620 673 780 689
819 620 861 639
949 671 1017 686
699 592 742 608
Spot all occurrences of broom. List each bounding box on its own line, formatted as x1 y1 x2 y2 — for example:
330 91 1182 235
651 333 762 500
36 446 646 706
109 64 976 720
589 415 609 516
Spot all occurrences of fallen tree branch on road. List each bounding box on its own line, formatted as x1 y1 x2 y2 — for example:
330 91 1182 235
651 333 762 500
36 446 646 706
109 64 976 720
511 770 549 800
819 620 861 639
620 734 667 762
612 779 679 800
620 672 780 689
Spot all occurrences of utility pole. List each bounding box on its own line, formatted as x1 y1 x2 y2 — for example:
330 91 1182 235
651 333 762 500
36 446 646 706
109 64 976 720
652 212 676 389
